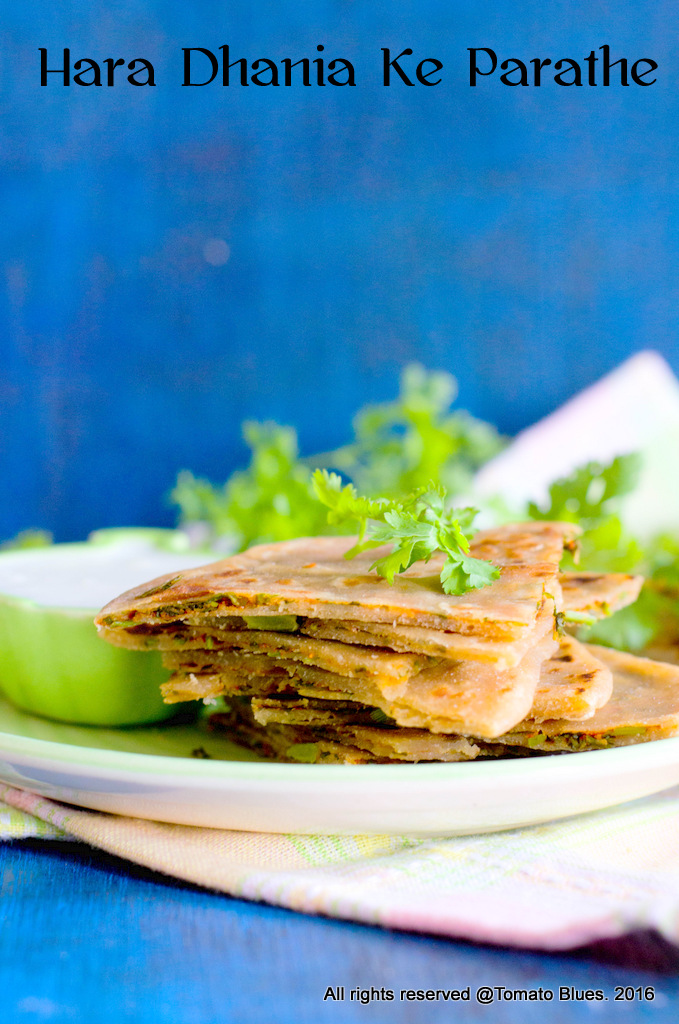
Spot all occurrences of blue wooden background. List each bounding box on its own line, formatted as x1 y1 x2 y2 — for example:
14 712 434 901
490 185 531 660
2 1 678 541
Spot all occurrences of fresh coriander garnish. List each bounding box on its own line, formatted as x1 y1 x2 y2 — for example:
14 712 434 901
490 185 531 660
314 364 505 498
169 365 503 552
312 469 499 596
528 454 642 572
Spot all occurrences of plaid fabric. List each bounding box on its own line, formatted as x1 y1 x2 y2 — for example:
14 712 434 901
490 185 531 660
3 783 679 950
0 798 65 839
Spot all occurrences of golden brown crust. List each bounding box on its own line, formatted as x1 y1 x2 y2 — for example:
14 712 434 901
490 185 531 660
560 572 643 618
527 635 613 722
96 522 579 637
498 645 679 749
210 701 480 763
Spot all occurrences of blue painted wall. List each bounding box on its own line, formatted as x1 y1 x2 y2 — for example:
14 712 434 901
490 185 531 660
2 2 678 540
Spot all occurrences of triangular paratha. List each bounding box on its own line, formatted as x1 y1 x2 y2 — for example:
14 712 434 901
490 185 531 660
96 522 578 639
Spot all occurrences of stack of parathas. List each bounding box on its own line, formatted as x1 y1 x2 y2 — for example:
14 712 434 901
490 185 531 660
95 522 679 763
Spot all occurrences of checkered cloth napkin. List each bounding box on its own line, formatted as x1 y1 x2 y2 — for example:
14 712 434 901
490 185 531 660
3 782 679 950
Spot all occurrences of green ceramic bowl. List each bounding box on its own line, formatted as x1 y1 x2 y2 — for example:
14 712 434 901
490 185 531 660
0 531 217 726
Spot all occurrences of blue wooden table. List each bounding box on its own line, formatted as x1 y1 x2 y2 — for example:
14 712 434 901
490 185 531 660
2 839 677 1023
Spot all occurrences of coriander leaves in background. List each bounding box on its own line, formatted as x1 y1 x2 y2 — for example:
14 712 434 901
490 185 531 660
170 365 503 552
315 364 505 498
528 453 641 525
528 453 679 655
527 453 647 648
589 533 679 654
312 470 499 595
528 454 643 572
171 422 332 550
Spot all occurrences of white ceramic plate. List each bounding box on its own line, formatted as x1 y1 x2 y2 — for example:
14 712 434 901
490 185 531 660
1 695 679 836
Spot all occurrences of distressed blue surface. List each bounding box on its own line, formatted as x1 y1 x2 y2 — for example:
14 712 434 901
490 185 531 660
2 2 678 540
1 841 678 1024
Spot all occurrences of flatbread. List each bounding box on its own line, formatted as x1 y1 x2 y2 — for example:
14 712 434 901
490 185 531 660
162 645 548 736
299 604 551 669
164 630 617 743
95 568 641 679
560 572 643 619
489 645 679 752
210 700 480 763
207 643 679 761
209 702 380 764
161 631 434 686
96 522 578 639
251 695 376 728
162 603 558 737
527 635 613 722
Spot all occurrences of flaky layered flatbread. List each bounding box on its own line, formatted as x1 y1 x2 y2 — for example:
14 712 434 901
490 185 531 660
96 522 578 639
486 645 679 752
560 571 643 619
210 699 481 763
162 628 618 741
94 521 664 764
529 635 613 722
161 630 434 687
206 645 679 763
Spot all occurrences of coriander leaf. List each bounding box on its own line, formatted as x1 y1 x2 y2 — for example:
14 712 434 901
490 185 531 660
310 470 390 531
590 532 679 653
532 454 679 657
171 366 504 552
440 552 500 595
528 454 643 574
312 469 499 595
171 422 340 550
529 454 641 526
309 363 505 500
370 541 420 584
584 597 658 652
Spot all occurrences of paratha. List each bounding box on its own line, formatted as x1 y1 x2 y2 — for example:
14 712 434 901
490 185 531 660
485 645 679 752
560 572 643 619
528 635 613 722
161 630 434 687
96 522 578 639
209 699 481 764
162 623 617 740
205 644 679 763
94 520 665 763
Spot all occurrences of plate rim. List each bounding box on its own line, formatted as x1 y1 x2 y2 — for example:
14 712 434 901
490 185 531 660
1 720 679 784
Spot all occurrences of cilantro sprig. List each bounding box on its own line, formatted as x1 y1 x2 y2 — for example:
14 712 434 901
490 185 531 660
526 453 658 651
528 453 641 527
169 365 503 553
528 454 643 572
171 422 333 549
312 469 500 595
312 364 505 498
